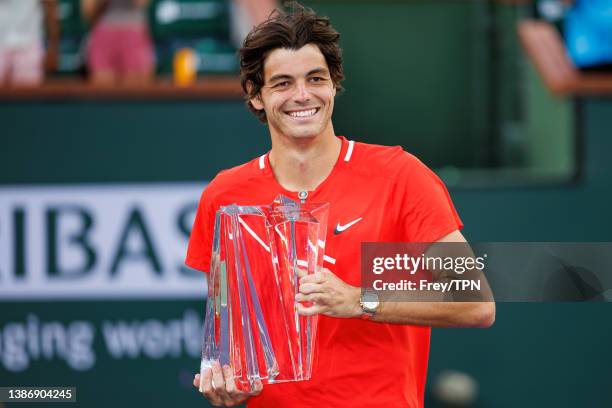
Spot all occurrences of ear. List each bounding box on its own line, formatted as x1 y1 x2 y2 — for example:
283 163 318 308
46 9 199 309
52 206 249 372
250 94 264 111
246 81 264 111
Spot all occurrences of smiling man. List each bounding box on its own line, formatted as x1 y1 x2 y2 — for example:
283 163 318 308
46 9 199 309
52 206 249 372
187 3 494 407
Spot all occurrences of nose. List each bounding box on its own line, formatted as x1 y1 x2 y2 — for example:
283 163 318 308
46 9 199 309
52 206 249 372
293 80 311 103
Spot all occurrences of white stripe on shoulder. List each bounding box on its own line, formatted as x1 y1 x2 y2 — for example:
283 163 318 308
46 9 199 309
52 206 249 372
344 140 355 162
258 154 266 170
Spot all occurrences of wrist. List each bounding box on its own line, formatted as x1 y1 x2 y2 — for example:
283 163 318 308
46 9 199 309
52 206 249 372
351 286 363 318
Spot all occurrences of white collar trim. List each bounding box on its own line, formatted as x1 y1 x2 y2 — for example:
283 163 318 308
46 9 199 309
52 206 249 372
344 140 355 162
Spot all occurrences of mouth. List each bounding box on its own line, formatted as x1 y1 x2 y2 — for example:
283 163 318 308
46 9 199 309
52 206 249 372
285 107 320 120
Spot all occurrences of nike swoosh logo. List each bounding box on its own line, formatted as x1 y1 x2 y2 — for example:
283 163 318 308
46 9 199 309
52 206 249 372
334 217 363 234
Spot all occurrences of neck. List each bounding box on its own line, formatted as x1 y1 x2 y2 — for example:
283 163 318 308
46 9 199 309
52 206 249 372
268 124 341 192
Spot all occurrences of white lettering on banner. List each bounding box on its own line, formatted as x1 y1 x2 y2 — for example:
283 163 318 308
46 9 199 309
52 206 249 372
0 311 202 372
0 314 96 372
0 183 207 299
102 310 201 360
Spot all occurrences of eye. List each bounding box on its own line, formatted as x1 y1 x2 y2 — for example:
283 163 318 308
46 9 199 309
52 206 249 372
274 81 290 88
309 76 325 83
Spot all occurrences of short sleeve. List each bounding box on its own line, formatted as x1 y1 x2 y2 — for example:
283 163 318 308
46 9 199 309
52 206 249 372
185 186 217 273
397 153 463 242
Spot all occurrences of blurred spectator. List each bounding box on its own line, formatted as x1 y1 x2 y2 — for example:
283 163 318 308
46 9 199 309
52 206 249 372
82 0 154 85
0 0 59 86
230 0 278 47
564 0 612 69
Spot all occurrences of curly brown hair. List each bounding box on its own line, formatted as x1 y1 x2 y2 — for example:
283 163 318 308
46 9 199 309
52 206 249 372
239 1 345 123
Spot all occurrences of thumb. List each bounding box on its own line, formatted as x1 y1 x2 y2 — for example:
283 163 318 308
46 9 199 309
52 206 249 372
193 373 200 388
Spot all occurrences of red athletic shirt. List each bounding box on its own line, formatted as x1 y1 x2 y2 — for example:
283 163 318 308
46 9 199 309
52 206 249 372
186 136 463 408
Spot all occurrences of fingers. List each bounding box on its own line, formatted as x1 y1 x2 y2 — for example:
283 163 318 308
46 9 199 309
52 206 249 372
295 292 323 303
296 302 323 316
223 364 245 401
296 268 308 279
250 379 264 396
299 270 326 284
298 281 322 295
199 367 223 406
196 364 257 407
211 362 235 405
297 269 330 307
193 373 200 388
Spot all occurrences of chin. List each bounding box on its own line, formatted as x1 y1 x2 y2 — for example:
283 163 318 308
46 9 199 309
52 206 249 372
288 132 318 139
271 118 327 140
285 125 326 140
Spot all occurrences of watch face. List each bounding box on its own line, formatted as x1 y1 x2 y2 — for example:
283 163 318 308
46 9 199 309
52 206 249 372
363 291 379 304
361 291 380 312
363 301 379 310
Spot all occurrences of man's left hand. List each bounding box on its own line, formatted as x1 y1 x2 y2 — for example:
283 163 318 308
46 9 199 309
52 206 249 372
295 268 361 318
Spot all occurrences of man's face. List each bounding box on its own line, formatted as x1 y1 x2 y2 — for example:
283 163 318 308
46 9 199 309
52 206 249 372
251 44 337 140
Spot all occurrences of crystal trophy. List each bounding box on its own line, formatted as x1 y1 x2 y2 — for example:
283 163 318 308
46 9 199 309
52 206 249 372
200 195 329 392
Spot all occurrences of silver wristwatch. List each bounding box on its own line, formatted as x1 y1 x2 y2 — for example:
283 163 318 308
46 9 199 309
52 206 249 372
359 289 380 320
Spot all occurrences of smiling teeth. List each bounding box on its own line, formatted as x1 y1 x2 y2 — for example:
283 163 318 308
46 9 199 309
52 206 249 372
289 108 317 117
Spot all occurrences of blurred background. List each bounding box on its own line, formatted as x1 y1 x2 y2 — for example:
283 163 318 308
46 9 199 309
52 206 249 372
1 0 611 407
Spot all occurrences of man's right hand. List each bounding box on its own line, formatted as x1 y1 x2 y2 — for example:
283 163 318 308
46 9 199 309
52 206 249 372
193 362 263 407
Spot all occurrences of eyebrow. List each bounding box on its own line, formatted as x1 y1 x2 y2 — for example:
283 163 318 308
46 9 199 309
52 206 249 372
306 67 330 76
268 74 292 83
267 67 330 83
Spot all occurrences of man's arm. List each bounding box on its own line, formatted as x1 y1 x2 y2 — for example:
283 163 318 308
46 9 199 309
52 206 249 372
81 0 108 25
296 230 496 328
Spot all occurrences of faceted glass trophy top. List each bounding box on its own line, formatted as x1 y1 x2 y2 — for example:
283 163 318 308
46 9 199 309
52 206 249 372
200 194 330 393
269 194 329 223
